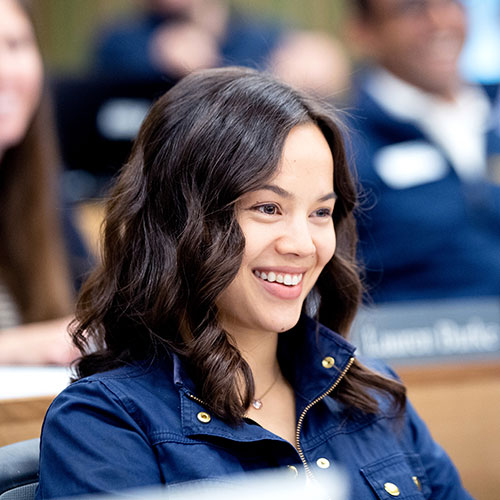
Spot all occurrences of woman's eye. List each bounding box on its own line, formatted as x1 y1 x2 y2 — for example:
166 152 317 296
255 204 279 215
313 208 333 218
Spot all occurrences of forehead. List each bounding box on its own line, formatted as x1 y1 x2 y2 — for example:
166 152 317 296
273 123 334 187
281 123 332 161
0 0 32 34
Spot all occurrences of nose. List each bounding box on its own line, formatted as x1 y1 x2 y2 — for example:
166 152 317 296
275 216 316 257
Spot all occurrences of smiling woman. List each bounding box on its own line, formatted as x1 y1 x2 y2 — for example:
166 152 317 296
36 67 472 499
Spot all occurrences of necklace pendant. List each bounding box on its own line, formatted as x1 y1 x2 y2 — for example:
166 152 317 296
252 399 263 410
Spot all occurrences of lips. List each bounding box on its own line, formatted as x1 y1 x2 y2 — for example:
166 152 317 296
252 268 306 300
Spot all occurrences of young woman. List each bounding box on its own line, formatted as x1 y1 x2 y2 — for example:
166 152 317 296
0 0 88 364
36 67 472 499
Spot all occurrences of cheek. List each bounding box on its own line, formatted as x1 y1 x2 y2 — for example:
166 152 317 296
450 11 466 41
323 232 337 265
382 20 424 51
18 51 43 104
27 56 43 103
315 228 336 269
238 223 274 265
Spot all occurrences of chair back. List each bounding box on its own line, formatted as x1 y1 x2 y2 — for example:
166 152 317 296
0 438 39 500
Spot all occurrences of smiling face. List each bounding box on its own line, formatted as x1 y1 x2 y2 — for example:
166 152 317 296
356 0 466 99
216 122 336 344
0 0 43 157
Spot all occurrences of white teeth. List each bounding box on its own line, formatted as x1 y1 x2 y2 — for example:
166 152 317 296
254 271 303 286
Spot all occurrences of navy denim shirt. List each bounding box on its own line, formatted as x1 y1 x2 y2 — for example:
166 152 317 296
36 317 473 499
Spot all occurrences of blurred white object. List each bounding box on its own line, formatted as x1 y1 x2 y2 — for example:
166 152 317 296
460 0 500 83
66 467 349 500
0 366 71 399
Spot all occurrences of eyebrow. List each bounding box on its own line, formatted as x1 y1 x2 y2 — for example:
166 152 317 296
259 184 337 202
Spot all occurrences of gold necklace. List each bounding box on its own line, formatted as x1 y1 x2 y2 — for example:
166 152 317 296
251 370 280 410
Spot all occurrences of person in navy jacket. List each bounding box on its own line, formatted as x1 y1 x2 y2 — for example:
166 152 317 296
346 0 500 303
36 67 472 499
93 0 283 81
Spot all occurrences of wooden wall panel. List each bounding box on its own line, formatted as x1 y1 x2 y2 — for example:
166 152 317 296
400 363 500 500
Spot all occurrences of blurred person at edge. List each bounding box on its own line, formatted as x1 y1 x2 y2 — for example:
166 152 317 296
93 0 283 81
345 0 500 303
0 0 89 364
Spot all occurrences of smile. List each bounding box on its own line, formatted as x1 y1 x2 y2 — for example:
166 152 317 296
254 270 303 286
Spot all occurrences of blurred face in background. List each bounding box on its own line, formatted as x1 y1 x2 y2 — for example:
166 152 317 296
356 0 466 99
0 0 43 157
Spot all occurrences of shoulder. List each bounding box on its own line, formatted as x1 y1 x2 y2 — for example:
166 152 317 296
96 15 154 43
45 358 180 431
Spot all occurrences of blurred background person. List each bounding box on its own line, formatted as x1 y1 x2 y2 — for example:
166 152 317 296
266 30 352 103
345 0 500 303
0 0 90 364
92 0 283 81
61 0 353 198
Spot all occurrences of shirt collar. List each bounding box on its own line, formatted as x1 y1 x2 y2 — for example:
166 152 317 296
277 316 356 410
173 316 357 439
365 68 491 179
172 316 356 395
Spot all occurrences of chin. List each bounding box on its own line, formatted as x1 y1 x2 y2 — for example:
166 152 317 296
267 311 302 334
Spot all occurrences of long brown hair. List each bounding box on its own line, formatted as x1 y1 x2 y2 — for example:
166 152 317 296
72 67 405 422
0 0 72 323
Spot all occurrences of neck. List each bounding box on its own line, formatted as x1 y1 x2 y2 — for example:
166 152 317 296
233 330 281 392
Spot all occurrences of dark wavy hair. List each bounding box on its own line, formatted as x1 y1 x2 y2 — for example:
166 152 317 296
72 67 405 422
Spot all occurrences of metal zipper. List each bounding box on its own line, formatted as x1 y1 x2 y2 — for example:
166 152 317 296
186 356 355 481
295 356 355 480
187 392 208 407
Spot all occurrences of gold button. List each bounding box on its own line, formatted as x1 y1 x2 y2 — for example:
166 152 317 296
316 458 330 469
384 482 400 496
197 411 211 423
287 465 298 477
322 356 335 369
412 476 421 491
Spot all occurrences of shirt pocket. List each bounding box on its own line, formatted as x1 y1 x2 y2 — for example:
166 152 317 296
360 453 431 499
